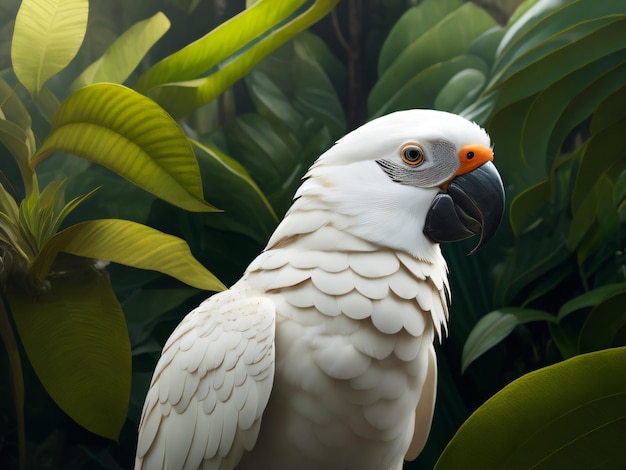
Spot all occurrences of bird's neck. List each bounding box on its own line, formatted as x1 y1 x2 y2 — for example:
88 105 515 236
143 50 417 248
266 162 443 261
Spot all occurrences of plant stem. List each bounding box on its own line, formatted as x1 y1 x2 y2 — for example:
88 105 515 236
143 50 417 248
0 294 26 470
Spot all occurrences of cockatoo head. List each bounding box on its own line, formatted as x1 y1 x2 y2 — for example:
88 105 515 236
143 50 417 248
297 109 505 261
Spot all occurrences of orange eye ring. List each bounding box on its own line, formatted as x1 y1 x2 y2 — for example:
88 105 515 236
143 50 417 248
401 144 424 166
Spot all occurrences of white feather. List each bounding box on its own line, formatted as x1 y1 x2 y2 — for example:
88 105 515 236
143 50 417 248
137 109 493 469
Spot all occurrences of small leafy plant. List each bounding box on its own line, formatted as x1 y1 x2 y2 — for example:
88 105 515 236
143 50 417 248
1 0 339 467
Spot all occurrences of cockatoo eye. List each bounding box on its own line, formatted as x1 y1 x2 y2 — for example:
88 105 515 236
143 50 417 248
401 144 424 166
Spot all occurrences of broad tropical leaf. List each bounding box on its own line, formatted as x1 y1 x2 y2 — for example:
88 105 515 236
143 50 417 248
134 0 340 117
369 2 496 116
72 12 170 90
30 219 226 292
377 0 461 75
8 271 130 440
436 347 626 469
31 83 216 212
11 0 88 95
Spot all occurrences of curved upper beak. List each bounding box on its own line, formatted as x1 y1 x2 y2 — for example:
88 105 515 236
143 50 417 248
423 144 505 254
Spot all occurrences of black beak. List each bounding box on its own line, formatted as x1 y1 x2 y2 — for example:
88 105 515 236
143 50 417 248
423 161 504 254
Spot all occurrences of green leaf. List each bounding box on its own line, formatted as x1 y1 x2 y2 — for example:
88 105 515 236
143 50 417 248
30 219 226 292
436 347 626 469
124 287 199 347
491 18 626 109
521 55 626 176
8 271 130 440
0 77 36 186
31 83 216 213
462 308 556 372
135 0 340 118
368 2 496 116
493 0 620 80
572 117 626 212
558 283 626 320
11 0 89 95
509 180 551 236
579 292 626 353
377 0 462 75
71 12 170 90
434 68 486 114
192 140 277 244
371 55 488 118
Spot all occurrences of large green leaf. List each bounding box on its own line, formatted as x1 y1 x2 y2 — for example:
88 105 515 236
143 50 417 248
11 0 88 95
135 0 339 118
371 55 488 118
30 219 226 292
436 346 626 469
492 0 620 81
31 83 215 212
377 0 462 75
520 55 626 178
368 2 495 116
462 308 556 372
71 12 170 90
8 271 130 440
491 18 626 110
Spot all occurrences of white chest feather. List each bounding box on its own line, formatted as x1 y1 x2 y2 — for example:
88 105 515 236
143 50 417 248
237 227 448 469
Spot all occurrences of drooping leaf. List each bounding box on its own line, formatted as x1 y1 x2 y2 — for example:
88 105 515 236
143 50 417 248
31 83 216 212
11 0 89 95
436 347 626 469
135 0 340 118
8 271 130 440
462 308 556 372
72 12 170 90
30 219 226 292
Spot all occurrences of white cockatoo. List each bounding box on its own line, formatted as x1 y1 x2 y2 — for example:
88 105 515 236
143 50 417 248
135 109 505 469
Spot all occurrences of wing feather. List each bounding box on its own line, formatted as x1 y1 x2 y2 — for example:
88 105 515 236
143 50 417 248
405 344 437 461
135 289 275 470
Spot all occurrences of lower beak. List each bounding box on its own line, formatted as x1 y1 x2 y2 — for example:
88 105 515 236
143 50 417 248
423 161 505 254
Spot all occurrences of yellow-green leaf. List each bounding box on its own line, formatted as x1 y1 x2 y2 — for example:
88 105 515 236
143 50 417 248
31 219 226 292
11 0 89 95
135 0 339 118
8 272 130 440
31 83 216 212
72 12 170 90
436 347 626 469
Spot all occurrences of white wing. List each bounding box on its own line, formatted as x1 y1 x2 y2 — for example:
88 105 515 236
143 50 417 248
135 288 275 470
405 344 437 461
